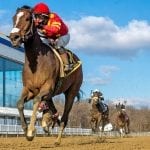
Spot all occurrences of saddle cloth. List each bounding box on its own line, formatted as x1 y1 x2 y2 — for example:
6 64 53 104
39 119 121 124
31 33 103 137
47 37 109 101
50 46 82 77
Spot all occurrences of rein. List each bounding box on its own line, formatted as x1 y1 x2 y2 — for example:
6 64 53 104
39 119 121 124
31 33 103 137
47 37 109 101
22 16 34 42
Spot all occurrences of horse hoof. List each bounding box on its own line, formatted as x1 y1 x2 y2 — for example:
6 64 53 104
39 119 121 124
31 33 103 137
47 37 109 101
54 141 60 146
43 126 49 133
26 135 34 141
26 129 36 141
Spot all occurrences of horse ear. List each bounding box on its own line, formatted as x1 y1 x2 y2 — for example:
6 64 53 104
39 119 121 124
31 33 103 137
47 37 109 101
16 7 20 12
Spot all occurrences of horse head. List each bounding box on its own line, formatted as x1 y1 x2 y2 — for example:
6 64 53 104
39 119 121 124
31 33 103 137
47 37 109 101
9 5 33 47
91 91 103 105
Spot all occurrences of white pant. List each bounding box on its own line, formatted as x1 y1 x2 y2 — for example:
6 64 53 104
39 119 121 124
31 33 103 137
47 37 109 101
55 33 70 48
39 32 70 49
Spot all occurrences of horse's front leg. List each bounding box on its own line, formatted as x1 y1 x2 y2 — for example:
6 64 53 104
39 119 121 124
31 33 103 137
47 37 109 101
26 95 41 141
26 86 53 141
101 120 105 132
119 125 125 137
17 87 29 134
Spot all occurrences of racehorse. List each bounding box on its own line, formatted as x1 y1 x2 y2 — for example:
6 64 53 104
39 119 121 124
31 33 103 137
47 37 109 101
115 104 130 137
9 6 83 145
89 91 109 133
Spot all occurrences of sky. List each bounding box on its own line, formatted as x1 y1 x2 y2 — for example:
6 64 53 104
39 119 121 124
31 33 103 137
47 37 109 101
0 0 150 108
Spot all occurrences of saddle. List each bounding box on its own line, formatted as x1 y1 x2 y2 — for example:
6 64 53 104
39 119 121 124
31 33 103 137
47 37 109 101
51 47 82 77
39 35 82 77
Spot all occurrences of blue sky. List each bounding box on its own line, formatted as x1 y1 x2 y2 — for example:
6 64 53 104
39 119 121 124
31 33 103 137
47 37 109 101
0 0 150 108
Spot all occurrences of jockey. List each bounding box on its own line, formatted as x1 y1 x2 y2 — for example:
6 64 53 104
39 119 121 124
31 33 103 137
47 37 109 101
121 104 126 112
118 103 129 121
92 89 107 113
33 2 72 71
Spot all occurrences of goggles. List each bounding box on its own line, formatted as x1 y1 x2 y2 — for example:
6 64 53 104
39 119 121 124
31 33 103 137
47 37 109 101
33 14 48 20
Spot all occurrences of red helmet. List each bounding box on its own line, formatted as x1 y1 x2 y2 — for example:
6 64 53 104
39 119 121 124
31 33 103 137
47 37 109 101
33 3 50 14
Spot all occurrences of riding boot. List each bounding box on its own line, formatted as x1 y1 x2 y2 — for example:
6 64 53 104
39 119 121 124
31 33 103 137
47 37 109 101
99 102 107 113
47 100 60 126
60 51 73 72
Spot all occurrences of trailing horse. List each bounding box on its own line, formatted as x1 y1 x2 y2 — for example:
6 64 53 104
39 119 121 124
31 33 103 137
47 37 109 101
9 6 83 145
89 91 109 133
115 104 130 137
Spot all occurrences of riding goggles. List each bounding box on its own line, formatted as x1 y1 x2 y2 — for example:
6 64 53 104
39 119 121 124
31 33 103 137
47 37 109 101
33 14 49 20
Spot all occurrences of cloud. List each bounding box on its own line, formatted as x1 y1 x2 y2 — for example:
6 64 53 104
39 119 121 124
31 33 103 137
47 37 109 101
67 16 150 59
86 76 111 86
100 65 119 76
84 65 119 86
1 13 150 59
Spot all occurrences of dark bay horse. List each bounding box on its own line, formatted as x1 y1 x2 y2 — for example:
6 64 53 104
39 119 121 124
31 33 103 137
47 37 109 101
115 104 130 137
89 91 109 133
9 6 83 145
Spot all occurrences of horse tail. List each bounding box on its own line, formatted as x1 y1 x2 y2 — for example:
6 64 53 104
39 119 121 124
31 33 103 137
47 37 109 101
76 89 84 102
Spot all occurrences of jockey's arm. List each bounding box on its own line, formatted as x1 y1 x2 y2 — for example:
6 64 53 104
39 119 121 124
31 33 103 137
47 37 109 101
100 96 104 101
42 16 61 37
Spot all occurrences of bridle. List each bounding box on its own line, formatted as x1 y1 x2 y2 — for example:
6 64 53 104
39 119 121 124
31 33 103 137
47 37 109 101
22 17 34 42
21 9 34 42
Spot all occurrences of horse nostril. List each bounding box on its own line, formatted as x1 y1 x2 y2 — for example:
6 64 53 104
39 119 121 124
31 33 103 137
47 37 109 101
14 35 20 41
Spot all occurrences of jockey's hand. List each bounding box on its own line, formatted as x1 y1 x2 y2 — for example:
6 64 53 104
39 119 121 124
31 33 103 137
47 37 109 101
48 38 55 46
37 23 44 29
37 29 45 35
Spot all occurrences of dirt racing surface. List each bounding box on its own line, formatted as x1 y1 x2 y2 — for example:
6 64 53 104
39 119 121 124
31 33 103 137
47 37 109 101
0 135 149 150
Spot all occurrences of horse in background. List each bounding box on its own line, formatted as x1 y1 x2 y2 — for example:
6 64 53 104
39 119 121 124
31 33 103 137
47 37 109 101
89 91 109 133
115 103 130 137
9 6 83 145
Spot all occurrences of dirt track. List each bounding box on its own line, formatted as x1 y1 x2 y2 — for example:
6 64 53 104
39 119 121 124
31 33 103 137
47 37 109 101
0 135 149 150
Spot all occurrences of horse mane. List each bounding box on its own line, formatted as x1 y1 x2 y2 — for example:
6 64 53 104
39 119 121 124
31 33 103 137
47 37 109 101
16 5 32 14
20 5 32 10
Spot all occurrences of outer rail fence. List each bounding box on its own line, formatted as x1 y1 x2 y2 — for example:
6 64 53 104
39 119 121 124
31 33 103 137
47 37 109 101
0 124 150 137
0 124 92 136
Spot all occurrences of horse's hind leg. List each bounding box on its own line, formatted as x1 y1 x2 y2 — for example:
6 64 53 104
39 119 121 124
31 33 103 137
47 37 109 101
125 122 130 134
47 98 60 126
41 98 59 133
55 89 77 145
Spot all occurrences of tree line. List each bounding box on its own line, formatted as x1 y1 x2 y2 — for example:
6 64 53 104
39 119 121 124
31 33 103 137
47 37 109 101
53 97 150 132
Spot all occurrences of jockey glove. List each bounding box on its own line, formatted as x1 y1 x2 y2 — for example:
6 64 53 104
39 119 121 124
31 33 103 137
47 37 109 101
37 23 44 29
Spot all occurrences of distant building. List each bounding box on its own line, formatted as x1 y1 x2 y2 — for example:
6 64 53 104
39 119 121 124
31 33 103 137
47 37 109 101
0 36 34 125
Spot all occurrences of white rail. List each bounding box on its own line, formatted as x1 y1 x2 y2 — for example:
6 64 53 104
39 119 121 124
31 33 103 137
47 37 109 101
0 124 150 137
